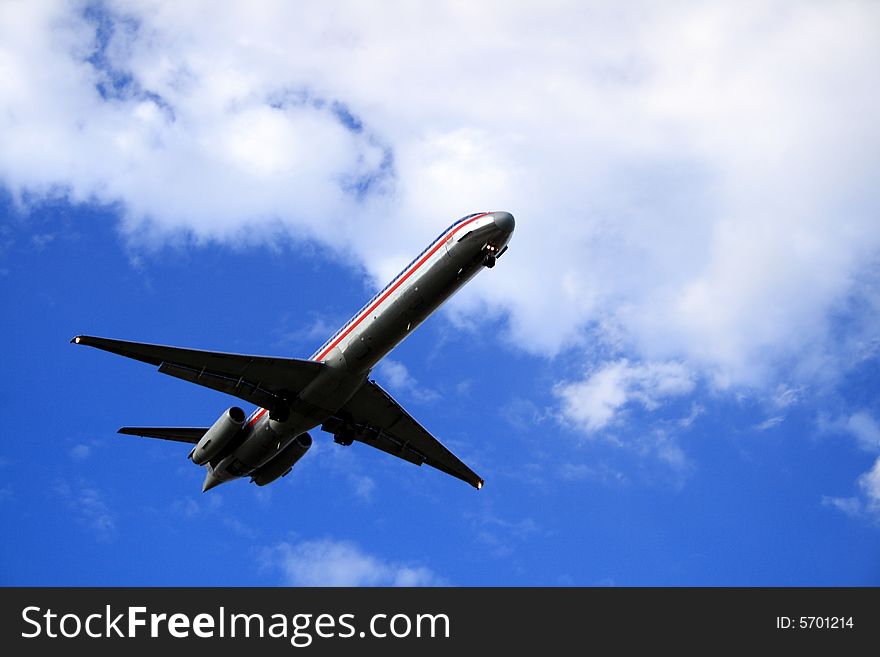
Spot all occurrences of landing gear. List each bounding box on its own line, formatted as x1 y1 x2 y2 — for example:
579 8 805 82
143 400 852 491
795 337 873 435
322 417 355 446
334 426 355 446
482 243 499 268
322 417 380 447
269 405 290 423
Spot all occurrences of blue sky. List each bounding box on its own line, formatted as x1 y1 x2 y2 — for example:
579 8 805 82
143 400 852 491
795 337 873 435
1 1 879 586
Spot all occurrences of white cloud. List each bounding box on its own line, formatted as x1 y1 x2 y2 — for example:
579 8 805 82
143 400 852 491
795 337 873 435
78 487 116 538
677 403 705 429
858 457 880 512
349 474 376 502
824 456 880 522
821 495 861 518
277 313 339 351
171 497 200 519
1 1 879 394
819 410 880 453
819 415 880 522
69 444 91 460
558 463 626 485
222 516 258 540
470 512 541 560
772 385 804 409
54 479 117 541
263 539 445 586
846 412 880 452
375 358 439 403
650 430 692 475
555 359 695 433
754 416 784 432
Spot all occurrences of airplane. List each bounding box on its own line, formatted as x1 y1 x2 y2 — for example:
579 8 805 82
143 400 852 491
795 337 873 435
72 211 514 492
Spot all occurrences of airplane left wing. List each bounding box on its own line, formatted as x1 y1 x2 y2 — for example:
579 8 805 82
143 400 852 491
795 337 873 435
72 335 324 412
329 380 484 489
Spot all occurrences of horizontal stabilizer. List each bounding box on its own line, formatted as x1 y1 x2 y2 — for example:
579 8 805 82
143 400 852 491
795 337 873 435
118 427 208 444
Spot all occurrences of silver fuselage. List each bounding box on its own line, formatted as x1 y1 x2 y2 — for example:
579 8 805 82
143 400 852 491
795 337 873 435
204 211 514 488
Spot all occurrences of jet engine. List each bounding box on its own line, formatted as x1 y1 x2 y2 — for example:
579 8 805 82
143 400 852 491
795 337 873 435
250 433 312 486
191 407 246 465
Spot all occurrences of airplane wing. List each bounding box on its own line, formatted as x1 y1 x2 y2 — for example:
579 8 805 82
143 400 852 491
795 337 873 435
118 427 208 444
330 380 484 489
71 335 324 412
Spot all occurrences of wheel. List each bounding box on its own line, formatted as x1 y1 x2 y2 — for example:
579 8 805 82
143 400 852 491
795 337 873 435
335 428 355 446
269 405 290 422
484 255 496 268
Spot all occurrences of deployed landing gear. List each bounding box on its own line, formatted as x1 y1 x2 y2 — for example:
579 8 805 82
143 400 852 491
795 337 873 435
334 426 355 446
322 417 381 447
322 418 355 446
482 244 498 268
269 405 290 423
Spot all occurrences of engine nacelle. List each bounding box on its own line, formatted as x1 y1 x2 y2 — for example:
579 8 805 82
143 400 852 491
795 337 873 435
250 432 312 486
191 407 246 465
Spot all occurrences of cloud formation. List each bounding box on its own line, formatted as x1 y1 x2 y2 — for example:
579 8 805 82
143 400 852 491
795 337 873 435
69 444 91 460
859 458 880 515
844 412 880 452
262 539 445 586
555 359 695 433
53 479 117 541
821 411 880 523
2 2 879 417
375 358 439 403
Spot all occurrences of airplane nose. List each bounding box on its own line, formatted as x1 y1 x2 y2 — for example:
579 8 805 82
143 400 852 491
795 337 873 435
493 211 515 234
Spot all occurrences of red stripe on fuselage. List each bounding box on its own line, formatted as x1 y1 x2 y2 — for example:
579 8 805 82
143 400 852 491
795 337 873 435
312 213 490 362
248 408 267 427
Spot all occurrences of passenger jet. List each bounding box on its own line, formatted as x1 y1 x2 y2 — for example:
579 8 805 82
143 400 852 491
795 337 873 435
72 211 514 491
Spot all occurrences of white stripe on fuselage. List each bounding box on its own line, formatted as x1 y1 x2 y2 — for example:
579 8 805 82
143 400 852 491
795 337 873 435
310 212 491 362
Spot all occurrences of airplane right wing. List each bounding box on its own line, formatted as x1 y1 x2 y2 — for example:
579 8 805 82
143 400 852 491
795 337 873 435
72 335 324 412
329 380 484 489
